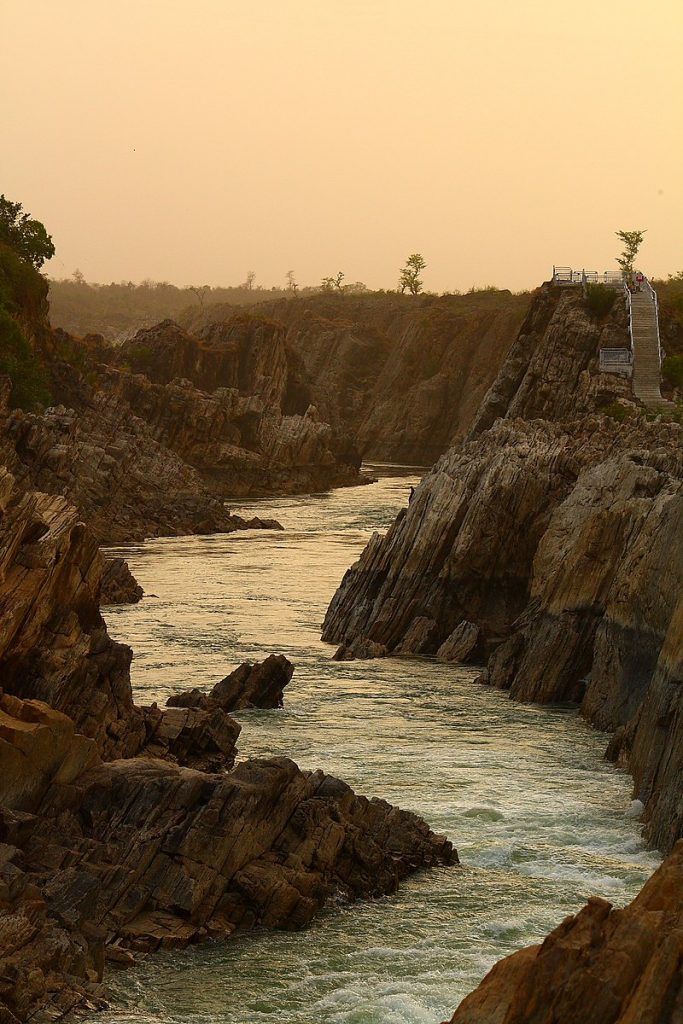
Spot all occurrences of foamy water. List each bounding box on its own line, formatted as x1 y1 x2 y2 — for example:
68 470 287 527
95 468 659 1024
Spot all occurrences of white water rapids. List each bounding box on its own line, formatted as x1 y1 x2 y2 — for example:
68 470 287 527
94 468 659 1024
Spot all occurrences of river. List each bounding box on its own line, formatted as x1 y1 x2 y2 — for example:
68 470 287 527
96 468 659 1024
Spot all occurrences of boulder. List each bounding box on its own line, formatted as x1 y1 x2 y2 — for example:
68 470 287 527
166 654 295 713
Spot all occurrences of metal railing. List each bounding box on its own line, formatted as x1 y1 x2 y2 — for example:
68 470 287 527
624 282 634 357
552 266 625 288
642 278 663 367
599 347 632 377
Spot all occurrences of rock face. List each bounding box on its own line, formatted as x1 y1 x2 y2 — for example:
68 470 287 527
323 284 683 854
0 376 280 544
167 654 295 712
0 476 455 1022
443 841 683 1024
2 246 363 543
100 557 143 604
104 317 364 497
183 290 531 464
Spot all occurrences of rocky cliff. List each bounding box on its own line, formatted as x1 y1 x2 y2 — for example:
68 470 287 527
322 284 683 854
441 841 683 1024
2 248 365 545
182 290 531 464
0 472 455 1022
102 316 362 497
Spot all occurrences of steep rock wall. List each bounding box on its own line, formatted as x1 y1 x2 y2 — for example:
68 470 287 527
183 291 531 464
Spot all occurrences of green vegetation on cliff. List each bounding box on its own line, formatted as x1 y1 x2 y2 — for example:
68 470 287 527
0 242 51 410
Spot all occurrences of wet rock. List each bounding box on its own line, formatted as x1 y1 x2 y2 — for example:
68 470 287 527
442 841 683 1024
332 639 389 661
436 621 481 663
210 654 294 710
100 557 143 605
167 655 295 713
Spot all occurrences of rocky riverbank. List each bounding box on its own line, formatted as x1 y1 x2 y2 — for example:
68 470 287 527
322 284 683 855
0 468 455 1023
1 245 366 546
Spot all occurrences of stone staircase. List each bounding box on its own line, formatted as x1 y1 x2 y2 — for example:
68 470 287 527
630 288 669 408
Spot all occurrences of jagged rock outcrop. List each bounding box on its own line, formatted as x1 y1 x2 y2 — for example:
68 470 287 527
442 841 683 1024
100 557 143 605
0 376 281 544
103 318 364 497
167 654 295 712
0 467 144 759
0 478 456 1021
323 283 683 853
183 290 531 464
467 283 632 436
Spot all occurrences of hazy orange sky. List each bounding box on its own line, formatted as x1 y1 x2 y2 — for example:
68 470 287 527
3 0 682 291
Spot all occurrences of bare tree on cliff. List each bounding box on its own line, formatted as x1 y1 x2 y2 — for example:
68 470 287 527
286 270 298 293
398 253 427 295
244 271 256 290
616 229 646 277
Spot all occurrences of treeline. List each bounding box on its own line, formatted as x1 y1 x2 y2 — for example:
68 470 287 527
47 276 370 341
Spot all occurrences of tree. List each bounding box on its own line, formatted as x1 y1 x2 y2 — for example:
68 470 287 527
286 270 298 293
398 253 427 295
72 269 86 285
321 271 345 292
190 285 210 308
244 270 256 291
616 229 646 277
0 194 55 268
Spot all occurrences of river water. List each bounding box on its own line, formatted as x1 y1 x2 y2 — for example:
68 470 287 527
98 469 659 1024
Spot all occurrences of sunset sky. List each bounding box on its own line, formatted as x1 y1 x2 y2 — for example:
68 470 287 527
4 0 682 291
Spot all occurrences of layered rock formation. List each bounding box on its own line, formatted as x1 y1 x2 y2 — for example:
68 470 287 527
0 379 270 544
100 317 363 497
182 290 531 464
442 841 683 1024
167 654 295 712
100 556 144 605
323 284 683 854
2 247 365 544
0 473 455 1021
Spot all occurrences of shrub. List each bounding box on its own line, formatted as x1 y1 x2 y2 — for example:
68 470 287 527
601 400 631 422
0 306 51 410
124 343 154 370
662 354 683 388
585 283 616 318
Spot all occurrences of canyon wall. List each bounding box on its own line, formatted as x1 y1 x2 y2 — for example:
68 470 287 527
1 248 364 544
182 289 531 464
323 284 683 854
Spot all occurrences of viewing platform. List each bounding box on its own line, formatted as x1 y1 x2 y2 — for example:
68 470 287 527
552 267 624 288
552 266 669 408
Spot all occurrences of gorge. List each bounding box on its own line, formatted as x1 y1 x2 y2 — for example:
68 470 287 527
1 251 682 1023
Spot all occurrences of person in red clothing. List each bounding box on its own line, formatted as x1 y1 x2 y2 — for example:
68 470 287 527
635 271 644 291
